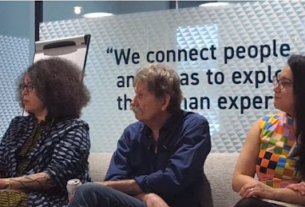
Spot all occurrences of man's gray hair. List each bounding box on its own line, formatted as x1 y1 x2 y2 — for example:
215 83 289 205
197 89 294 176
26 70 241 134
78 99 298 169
134 63 183 113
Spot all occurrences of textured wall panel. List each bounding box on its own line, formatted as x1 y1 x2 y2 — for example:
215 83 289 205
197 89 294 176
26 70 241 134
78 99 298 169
40 1 305 153
0 35 29 135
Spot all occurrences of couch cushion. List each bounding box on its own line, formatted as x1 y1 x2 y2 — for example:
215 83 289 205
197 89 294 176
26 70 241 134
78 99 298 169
203 153 240 207
88 153 112 182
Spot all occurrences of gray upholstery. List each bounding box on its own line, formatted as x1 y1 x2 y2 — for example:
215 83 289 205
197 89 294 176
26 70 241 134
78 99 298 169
88 153 240 207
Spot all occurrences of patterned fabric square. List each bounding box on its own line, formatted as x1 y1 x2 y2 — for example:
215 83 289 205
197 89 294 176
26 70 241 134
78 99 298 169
267 160 277 169
263 151 272 160
283 127 290 137
257 157 262 165
274 146 282 154
280 136 287 142
286 139 294 146
262 116 271 122
261 143 268 150
283 168 294 179
281 149 289 157
265 130 274 138
277 157 287 168
275 167 284 176
264 122 273 130
282 144 290 151
266 168 275 175
269 138 277 146
273 133 284 142
275 126 284 135
287 118 293 126
260 167 267 174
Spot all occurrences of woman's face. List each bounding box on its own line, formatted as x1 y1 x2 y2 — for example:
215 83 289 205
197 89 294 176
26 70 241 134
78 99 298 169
21 74 46 116
273 65 294 115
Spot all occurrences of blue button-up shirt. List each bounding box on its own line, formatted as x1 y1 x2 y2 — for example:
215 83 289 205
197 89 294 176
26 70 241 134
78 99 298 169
105 110 211 207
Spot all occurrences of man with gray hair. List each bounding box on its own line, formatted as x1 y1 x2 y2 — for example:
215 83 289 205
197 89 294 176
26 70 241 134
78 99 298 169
69 63 211 207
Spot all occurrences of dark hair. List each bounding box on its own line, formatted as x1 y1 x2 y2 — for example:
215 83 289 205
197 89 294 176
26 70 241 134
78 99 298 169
134 63 183 114
288 54 305 179
17 57 91 120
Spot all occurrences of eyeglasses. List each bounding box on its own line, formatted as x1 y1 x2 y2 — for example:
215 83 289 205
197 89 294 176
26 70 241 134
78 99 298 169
272 75 293 90
20 83 34 92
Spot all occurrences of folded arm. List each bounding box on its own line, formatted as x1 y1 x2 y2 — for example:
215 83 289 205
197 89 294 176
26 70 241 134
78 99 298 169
272 187 305 205
0 172 56 191
240 180 305 205
97 179 142 195
0 119 90 192
232 118 262 192
135 192 169 207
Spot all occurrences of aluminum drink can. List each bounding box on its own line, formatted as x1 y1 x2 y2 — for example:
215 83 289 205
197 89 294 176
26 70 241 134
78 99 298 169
67 179 82 201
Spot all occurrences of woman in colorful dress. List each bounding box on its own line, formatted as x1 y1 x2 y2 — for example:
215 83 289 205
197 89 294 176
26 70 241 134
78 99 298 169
0 57 91 207
232 54 305 207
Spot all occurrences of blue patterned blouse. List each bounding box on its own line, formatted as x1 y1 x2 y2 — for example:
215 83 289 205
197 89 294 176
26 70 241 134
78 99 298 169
0 115 91 207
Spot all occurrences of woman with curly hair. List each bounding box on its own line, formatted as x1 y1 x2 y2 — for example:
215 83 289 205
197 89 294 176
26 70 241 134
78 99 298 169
0 57 91 207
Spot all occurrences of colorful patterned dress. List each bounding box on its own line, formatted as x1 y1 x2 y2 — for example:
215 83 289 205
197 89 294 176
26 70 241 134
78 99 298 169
256 112 302 188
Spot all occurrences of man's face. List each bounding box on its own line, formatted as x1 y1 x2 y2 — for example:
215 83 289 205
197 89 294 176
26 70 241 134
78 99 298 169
130 80 164 123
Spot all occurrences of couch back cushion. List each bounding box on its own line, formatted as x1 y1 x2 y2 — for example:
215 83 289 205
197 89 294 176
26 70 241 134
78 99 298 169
88 153 240 207
202 153 240 207
89 153 112 182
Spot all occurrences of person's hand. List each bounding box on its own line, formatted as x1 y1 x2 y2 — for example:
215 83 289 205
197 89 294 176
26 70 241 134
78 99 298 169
68 194 74 203
286 182 305 196
239 180 275 199
137 193 169 207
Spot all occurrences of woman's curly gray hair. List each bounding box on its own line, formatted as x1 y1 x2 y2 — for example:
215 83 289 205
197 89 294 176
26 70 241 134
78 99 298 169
17 57 91 120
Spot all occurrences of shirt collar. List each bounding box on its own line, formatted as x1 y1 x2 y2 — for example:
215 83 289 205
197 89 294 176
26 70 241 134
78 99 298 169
161 109 183 131
142 109 183 137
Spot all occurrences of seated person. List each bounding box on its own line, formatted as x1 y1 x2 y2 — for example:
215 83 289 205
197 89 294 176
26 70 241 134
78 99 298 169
232 54 305 207
69 63 211 207
0 57 91 207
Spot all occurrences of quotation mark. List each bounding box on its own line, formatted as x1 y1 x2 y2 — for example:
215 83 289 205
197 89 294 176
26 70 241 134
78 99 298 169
107 48 113 53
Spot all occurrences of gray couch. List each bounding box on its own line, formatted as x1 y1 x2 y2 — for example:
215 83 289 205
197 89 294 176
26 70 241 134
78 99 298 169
88 153 241 207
